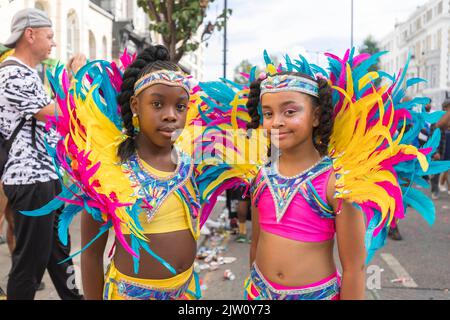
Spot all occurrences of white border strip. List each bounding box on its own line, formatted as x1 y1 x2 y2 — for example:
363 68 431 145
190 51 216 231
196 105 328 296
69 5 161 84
380 253 418 288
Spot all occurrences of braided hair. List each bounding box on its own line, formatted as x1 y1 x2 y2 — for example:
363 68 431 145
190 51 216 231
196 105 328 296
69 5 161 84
117 45 181 162
246 71 334 156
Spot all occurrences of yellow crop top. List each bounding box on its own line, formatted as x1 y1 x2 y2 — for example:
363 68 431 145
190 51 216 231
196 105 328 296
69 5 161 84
121 160 195 235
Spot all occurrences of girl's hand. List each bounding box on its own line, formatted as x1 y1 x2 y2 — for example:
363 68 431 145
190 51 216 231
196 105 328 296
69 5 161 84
67 54 86 81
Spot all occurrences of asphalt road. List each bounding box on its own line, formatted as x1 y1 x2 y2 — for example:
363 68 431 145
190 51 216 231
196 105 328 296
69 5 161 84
0 190 449 300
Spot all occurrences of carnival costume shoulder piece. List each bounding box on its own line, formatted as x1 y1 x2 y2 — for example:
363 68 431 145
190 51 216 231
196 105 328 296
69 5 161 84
19 52 200 273
202 49 450 262
20 51 264 273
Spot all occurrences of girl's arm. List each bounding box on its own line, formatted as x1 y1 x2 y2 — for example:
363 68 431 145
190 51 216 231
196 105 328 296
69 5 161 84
80 212 109 300
327 173 367 300
437 109 450 129
335 201 367 300
249 205 260 268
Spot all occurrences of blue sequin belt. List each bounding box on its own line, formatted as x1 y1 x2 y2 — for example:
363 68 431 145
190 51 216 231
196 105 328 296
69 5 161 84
245 263 340 300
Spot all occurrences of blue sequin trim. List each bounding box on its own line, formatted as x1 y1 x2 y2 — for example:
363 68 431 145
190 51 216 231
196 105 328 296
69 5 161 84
248 264 340 300
110 274 193 300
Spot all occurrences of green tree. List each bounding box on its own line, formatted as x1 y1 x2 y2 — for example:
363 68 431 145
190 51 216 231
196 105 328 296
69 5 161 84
137 0 231 62
359 36 380 68
360 35 380 53
233 59 255 84
359 35 381 84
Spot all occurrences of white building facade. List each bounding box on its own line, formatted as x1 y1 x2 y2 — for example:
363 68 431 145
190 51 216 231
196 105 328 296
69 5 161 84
0 0 114 63
379 0 450 109
0 0 205 80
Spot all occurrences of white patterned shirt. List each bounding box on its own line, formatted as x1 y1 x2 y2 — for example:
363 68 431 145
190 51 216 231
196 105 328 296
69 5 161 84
0 57 58 185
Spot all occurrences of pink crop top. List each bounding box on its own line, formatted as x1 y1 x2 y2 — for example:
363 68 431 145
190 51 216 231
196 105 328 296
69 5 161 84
255 163 336 243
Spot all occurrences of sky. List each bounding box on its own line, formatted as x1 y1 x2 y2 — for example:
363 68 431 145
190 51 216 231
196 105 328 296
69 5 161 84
202 0 430 81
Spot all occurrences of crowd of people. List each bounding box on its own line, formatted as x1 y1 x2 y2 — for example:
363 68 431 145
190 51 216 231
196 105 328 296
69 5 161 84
0 8 449 301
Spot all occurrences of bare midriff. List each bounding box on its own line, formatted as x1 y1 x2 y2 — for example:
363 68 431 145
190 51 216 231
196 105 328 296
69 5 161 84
113 229 196 279
255 229 336 287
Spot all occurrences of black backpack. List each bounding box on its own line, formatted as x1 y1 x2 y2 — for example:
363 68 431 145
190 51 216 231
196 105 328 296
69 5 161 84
0 60 34 176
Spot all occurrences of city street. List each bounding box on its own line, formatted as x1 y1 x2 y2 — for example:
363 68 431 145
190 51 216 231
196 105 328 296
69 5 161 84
1 189 449 300
198 189 450 300
0 0 449 304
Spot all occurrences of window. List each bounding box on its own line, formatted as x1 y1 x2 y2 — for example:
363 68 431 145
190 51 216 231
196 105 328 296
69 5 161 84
67 10 80 61
438 1 443 14
426 9 432 22
430 65 439 88
89 31 96 60
102 36 108 60
437 29 442 50
426 35 431 52
415 42 421 59
415 18 421 31
91 0 113 13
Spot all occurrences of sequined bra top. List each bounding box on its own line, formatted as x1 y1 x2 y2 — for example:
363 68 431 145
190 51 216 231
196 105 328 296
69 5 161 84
120 149 201 239
251 157 336 242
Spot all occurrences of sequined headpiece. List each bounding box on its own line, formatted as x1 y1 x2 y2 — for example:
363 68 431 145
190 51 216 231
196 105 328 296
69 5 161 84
133 70 191 96
260 74 319 98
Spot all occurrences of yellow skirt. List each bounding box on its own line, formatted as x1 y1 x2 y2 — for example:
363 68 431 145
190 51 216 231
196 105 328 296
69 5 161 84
103 261 201 300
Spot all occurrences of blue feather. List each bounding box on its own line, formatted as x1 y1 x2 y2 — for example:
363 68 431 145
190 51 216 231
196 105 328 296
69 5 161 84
130 235 177 275
392 53 411 97
423 128 442 152
365 211 388 263
403 188 435 225
419 160 450 176
285 54 293 72
58 221 112 264
249 66 257 82
406 77 427 87
310 64 328 77
422 111 445 124
58 204 84 245
20 184 79 216
378 70 395 82
353 51 387 80
263 50 273 66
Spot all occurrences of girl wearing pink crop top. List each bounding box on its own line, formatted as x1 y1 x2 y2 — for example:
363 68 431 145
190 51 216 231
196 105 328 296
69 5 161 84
243 70 367 300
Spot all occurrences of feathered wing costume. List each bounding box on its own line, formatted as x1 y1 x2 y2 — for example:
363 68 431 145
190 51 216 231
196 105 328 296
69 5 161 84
21 53 173 271
20 51 263 273
324 49 450 261
179 71 267 227
197 49 450 263
21 47 449 272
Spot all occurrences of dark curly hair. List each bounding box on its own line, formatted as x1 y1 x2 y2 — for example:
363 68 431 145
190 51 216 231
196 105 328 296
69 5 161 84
246 71 334 156
117 45 181 162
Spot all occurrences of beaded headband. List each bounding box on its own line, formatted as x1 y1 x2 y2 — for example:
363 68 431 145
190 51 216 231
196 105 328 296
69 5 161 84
260 74 319 98
133 70 191 96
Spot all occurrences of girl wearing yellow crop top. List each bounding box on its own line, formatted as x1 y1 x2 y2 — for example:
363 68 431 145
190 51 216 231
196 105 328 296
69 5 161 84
80 45 202 300
28 42 261 300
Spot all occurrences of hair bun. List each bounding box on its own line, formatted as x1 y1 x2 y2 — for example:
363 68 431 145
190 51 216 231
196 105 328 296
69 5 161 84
154 45 170 61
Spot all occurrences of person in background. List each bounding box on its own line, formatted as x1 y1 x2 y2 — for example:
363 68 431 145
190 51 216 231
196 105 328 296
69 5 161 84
0 8 84 300
439 100 450 193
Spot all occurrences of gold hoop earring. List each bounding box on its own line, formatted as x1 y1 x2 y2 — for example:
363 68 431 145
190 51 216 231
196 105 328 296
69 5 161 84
132 113 140 132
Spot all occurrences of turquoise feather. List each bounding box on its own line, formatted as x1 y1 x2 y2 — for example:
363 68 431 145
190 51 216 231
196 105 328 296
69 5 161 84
403 188 435 225
58 221 112 264
20 184 79 217
58 204 84 246
365 211 388 263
